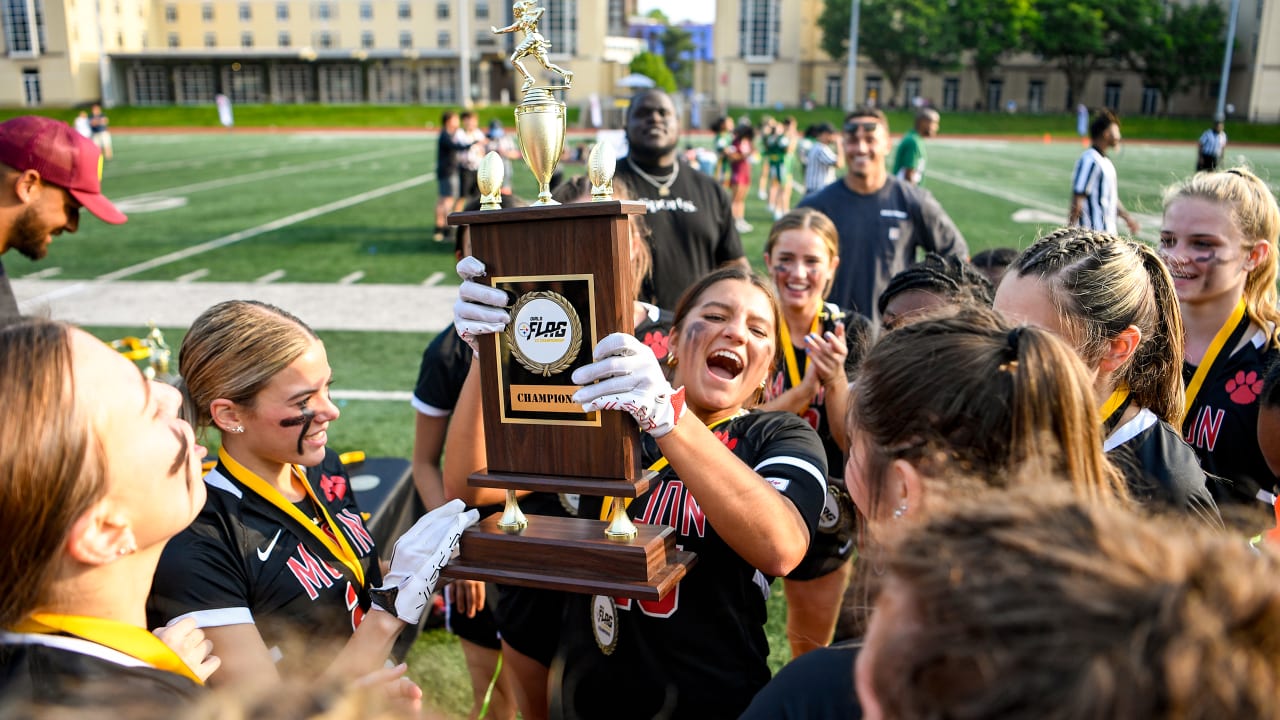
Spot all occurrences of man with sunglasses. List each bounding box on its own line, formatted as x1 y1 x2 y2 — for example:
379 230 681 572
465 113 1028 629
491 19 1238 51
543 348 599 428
0 115 127 325
798 107 966 326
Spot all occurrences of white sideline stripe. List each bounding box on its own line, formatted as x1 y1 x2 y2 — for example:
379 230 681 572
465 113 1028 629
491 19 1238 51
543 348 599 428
22 173 435 306
422 271 446 287
109 147 272 177
175 268 210 283
256 269 287 284
338 271 365 285
332 389 414 402
23 266 61 279
115 146 414 202
928 168 1160 241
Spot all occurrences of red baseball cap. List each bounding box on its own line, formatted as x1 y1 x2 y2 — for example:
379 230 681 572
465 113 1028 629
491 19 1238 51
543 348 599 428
0 115 127 224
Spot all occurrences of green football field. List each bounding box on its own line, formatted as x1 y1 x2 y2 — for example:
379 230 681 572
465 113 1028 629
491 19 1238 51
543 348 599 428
11 131 1278 716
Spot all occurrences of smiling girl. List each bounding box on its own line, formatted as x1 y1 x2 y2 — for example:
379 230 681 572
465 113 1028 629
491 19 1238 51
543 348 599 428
1161 168 1280 508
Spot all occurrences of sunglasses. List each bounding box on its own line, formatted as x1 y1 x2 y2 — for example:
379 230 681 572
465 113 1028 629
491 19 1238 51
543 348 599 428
843 121 880 135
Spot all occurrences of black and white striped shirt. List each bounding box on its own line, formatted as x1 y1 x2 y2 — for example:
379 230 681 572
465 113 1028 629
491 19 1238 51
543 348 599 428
1071 147 1118 234
1199 129 1227 158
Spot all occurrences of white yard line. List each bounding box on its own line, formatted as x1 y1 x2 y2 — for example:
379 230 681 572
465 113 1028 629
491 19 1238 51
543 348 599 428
175 268 210 283
331 390 414 402
422 271 446 286
338 271 365 285
23 267 61 279
115 146 416 201
21 173 436 307
255 270 287 284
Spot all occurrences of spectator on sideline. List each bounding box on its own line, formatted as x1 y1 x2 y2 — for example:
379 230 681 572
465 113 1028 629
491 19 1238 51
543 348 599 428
892 108 939 185
799 107 967 325
89 104 113 160
1068 110 1140 236
454 112 487 212
614 89 747 311
1196 120 1227 172
434 111 475 243
0 115 127 325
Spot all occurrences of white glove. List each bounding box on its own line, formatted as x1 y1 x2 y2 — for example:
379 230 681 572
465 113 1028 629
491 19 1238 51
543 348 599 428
371 499 479 625
454 256 510 356
571 333 686 438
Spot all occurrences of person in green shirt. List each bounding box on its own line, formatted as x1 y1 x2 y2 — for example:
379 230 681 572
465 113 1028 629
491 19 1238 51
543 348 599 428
893 108 939 185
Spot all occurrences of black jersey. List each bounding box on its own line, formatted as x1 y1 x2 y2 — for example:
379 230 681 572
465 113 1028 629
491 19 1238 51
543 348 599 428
634 302 675 365
148 449 382 668
1104 407 1222 527
553 411 828 719
763 304 871 580
1182 327 1280 505
411 323 474 418
0 626 201 714
616 157 745 311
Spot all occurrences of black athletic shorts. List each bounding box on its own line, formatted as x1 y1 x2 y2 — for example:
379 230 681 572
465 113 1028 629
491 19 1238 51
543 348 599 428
446 581 502 651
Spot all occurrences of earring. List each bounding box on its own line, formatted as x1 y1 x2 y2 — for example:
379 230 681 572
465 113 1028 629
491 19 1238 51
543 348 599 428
759 378 767 390
117 545 135 556
892 503 907 519
667 353 678 368
225 425 244 434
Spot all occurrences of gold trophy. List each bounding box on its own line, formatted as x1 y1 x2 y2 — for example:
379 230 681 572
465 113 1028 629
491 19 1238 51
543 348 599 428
492 0 574 206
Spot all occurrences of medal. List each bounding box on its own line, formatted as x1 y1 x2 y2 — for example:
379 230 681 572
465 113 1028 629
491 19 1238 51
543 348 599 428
591 594 619 655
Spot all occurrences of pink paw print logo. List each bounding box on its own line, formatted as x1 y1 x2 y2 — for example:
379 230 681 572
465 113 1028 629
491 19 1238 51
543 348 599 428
1226 370 1264 404
713 429 738 451
642 331 669 361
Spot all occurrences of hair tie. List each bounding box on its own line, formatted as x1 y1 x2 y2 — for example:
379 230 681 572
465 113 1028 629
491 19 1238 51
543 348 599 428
1006 327 1024 356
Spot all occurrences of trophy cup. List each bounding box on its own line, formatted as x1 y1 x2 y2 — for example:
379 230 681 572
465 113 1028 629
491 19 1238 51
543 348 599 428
442 2 694 601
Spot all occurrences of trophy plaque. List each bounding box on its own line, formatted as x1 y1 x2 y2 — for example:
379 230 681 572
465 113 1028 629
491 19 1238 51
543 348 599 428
441 2 694 601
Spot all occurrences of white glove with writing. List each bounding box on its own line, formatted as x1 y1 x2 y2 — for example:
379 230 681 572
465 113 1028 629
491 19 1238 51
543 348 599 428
571 333 686 438
454 256 510 356
370 499 479 625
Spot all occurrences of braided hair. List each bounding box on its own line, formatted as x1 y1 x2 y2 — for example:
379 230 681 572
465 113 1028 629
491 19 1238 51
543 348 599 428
877 253 994 318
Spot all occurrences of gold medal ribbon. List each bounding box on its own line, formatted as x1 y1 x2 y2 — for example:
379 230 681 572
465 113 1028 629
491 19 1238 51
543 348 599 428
219 448 365 588
16 613 203 684
600 415 741 520
1183 298 1248 431
1099 384 1131 426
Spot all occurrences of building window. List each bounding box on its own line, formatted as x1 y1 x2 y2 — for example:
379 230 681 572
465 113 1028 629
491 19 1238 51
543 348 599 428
371 64 416 102
129 65 172 104
1141 85 1158 115
1028 80 1045 113
1104 80 1122 110
476 0 488 19
607 0 625 34
21 68 40 105
164 4 176 22
543 0 576 55
316 2 330 20
115 30 123 46
278 30 290 46
176 65 216 104
201 2 212 21
359 1 371 19
748 72 767 107
739 0 779 59
986 78 1003 111
204 31 215 47
359 30 372 47
225 63 266 103
317 30 332 48
399 30 411 48
238 2 250 20
276 2 287 20
942 77 958 111
167 32 179 47
865 75 881 105
422 65 457 102
437 30 449 48
276 63 315 103
241 31 252 47
3 0 38 54
437 1 448 18
903 76 921 105
320 64 361 103
824 75 841 108
397 1 409 19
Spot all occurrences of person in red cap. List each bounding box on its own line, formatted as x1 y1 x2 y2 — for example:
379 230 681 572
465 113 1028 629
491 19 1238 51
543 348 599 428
0 115 126 324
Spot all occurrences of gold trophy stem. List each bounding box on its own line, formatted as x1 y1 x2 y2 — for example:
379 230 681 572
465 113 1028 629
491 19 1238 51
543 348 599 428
604 497 637 542
497 489 528 533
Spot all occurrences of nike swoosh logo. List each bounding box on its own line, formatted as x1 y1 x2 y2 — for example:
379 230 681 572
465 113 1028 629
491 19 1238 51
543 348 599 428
257 529 283 562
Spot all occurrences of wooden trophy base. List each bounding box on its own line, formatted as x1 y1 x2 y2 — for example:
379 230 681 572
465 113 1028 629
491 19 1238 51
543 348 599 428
442 514 697 601
468 470 656 498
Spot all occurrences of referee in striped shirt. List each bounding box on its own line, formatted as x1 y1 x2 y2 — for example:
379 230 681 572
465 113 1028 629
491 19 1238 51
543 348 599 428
1068 111 1139 236
1197 121 1227 172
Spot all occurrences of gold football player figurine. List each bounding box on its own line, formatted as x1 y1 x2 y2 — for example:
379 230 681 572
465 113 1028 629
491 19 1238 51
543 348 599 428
492 0 574 94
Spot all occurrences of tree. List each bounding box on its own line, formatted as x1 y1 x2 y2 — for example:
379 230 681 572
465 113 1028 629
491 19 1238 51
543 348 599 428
1123 1 1227 115
818 0 959 106
949 0 1036 109
1026 0 1135 111
645 8 671 25
630 51 678 94
660 24 696 90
